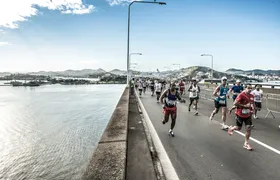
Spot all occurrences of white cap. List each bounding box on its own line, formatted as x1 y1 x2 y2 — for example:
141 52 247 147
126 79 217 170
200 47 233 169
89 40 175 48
221 76 227 80
236 79 241 83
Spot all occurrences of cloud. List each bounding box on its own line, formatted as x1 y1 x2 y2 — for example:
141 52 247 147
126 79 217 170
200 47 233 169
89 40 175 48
0 0 95 29
0 42 9 46
106 0 134 6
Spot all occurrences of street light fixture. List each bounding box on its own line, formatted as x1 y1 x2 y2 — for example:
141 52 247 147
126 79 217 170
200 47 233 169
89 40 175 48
201 54 214 84
127 0 167 85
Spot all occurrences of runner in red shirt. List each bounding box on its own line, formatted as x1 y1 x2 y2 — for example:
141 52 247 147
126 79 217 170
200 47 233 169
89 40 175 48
228 84 255 151
179 80 185 95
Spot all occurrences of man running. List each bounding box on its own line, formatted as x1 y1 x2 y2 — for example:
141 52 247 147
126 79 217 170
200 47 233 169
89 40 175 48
160 83 185 137
138 80 143 97
210 77 230 130
150 80 155 96
155 80 162 103
179 80 185 95
143 80 147 94
229 80 244 102
251 84 263 119
188 79 200 115
228 84 255 151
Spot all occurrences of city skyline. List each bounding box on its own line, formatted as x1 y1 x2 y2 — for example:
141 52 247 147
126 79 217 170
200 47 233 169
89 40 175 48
0 0 279 72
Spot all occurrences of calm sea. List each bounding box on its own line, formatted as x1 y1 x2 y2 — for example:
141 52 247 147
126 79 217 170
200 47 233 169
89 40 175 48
0 84 126 180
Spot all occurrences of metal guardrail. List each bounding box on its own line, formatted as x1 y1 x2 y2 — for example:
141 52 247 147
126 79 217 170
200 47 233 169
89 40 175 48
265 93 280 119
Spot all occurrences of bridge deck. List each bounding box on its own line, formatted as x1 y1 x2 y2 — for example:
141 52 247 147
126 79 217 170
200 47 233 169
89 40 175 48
139 91 280 180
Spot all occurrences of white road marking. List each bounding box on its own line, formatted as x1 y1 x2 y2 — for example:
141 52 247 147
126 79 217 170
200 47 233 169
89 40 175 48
183 94 280 156
136 93 180 180
210 119 280 155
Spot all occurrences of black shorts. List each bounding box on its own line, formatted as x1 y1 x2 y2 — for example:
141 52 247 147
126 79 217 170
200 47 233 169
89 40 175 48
255 102 262 109
214 100 227 108
236 115 252 127
190 97 199 103
156 91 161 96
139 89 143 91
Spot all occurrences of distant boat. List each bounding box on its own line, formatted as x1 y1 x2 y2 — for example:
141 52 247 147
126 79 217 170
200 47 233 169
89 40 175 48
23 81 40 87
11 81 23 86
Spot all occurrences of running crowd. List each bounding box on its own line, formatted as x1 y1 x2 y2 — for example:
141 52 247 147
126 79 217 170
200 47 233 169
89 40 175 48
130 77 264 151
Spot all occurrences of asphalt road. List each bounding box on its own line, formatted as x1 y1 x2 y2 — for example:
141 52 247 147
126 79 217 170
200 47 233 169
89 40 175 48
138 89 280 180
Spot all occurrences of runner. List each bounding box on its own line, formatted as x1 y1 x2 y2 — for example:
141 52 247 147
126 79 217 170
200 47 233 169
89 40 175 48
138 80 143 97
130 78 135 95
251 84 263 119
150 80 155 96
229 80 244 102
155 80 162 103
188 79 200 115
175 81 180 92
228 84 255 151
160 83 185 137
179 80 185 96
143 80 147 94
209 77 230 129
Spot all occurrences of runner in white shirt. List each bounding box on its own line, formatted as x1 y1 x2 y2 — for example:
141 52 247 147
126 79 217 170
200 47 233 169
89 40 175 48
142 80 147 94
155 81 162 103
188 79 200 115
138 81 143 97
251 84 263 119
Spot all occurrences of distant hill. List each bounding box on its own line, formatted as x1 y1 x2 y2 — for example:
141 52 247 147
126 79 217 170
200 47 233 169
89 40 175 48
166 66 259 81
110 69 126 75
28 68 107 77
226 68 280 76
0 72 11 77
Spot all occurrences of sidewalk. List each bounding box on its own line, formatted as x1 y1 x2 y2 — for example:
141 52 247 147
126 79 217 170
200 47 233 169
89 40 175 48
126 95 157 180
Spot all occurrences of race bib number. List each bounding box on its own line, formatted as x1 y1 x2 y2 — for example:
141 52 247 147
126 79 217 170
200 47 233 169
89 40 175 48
219 100 225 104
242 109 250 115
166 99 176 106
192 92 197 97
255 95 261 101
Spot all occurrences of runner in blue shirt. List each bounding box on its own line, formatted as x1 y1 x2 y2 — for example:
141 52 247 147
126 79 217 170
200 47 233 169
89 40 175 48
230 80 244 101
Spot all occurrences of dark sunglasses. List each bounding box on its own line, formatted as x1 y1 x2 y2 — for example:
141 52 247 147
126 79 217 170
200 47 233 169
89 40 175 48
222 79 227 81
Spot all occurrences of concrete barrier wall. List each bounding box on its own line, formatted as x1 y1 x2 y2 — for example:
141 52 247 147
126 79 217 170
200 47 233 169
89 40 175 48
82 87 129 180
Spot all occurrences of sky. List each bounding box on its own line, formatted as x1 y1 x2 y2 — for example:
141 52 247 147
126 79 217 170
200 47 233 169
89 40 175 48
0 0 279 72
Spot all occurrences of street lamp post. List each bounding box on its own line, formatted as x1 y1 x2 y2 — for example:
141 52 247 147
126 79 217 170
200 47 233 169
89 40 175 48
127 0 167 86
201 54 213 84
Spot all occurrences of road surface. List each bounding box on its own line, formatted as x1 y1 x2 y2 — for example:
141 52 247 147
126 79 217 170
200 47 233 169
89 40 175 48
138 89 280 180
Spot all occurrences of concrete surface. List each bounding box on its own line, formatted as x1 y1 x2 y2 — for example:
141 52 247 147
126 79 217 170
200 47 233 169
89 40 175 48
82 88 129 180
99 88 129 143
126 95 157 180
83 142 126 180
138 89 280 180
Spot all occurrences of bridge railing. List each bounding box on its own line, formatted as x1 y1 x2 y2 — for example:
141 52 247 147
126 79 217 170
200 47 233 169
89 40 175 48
265 93 280 119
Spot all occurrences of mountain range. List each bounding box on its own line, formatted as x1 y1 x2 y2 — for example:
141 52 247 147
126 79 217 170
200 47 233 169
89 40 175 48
226 68 280 76
0 69 127 77
1 67 279 78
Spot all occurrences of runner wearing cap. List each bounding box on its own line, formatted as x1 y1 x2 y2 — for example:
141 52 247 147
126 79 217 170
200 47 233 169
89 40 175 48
210 77 230 129
230 79 244 102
